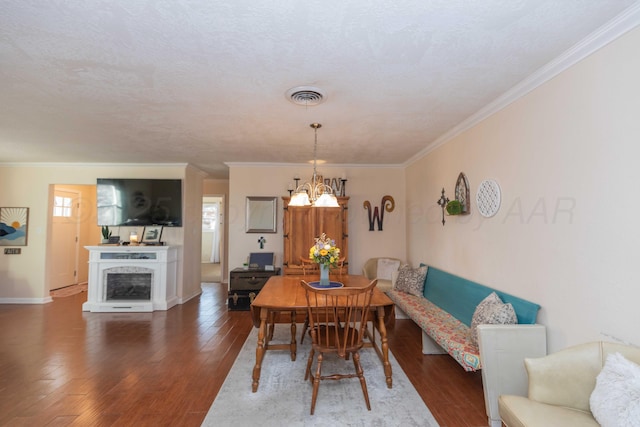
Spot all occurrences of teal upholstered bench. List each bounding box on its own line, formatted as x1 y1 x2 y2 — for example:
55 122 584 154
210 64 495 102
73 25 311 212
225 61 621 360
386 265 547 427
387 266 541 371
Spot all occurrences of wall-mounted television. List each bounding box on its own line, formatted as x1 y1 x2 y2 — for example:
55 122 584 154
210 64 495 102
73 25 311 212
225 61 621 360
97 178 183 227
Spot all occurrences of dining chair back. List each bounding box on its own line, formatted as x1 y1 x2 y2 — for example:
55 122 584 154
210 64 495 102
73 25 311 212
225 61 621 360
300 256 318 275
300 279 377 415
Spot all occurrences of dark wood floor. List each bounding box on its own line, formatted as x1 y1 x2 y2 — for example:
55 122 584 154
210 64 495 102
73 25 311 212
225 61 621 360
0 283 487 426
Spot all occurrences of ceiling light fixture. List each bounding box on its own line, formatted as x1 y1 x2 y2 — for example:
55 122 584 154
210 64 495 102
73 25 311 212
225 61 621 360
289 123 339 208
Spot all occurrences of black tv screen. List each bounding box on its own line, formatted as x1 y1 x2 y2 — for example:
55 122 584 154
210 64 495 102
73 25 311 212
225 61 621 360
97 179 183 227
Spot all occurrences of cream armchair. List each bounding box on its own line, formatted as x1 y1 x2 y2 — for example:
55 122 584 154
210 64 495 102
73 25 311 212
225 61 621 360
499 341 640 427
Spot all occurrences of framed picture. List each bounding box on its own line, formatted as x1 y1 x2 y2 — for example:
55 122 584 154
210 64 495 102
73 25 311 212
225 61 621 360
0 207 29 246
245 196 277 233
142 226 163 244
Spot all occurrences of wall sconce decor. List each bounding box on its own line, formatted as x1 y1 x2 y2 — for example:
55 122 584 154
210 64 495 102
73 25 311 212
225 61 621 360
455 172 471 215
437 188 449 226
258 236 266 249
363 195 395 231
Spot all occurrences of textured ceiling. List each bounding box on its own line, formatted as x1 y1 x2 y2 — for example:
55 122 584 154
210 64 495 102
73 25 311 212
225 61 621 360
0 1 637 178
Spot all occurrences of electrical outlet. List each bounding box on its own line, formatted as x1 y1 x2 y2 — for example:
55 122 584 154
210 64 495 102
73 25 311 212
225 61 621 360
4 248 21 255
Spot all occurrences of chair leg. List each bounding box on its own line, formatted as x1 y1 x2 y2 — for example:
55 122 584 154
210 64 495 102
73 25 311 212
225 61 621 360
352 352 371 411
310 353 323 415
305 348 315 381
300 315 309 344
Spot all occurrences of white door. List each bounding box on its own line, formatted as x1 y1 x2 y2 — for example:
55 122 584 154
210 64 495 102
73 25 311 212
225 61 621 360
50 190 80 290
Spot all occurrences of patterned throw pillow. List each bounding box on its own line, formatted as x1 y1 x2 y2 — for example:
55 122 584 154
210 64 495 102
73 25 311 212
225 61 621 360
393 265 428 297
470 292 517 347
590 352 640 427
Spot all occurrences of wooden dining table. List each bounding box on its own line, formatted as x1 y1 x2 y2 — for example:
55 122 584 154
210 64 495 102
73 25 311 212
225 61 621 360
249 274 395 392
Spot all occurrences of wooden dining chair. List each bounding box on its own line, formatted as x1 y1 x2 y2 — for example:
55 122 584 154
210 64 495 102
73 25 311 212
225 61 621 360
299 257 346 344
300 279 377 415
300 256 318 275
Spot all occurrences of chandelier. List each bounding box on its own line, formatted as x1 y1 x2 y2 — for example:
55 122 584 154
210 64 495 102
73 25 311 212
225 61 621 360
289 123 340 207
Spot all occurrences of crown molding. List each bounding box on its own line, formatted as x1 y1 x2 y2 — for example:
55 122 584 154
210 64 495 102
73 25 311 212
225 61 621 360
405 2 640 167
0 162 189 168
224 162 404 169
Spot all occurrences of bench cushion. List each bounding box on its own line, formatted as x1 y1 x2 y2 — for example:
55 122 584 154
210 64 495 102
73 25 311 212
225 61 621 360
387 289 481 371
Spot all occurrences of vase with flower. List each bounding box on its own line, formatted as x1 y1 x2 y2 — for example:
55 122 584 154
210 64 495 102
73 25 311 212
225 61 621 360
308 233 341 287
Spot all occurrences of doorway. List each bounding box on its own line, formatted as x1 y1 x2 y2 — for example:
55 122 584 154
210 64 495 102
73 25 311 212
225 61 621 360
47 184 99 293
50 188 80 290
201 196 224 283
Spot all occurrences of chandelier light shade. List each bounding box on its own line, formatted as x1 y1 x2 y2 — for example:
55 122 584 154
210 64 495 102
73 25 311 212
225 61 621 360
289 123 340 208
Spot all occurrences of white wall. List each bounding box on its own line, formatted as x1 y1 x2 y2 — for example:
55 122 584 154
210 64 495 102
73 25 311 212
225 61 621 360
406 27 640 352
228 164 406 282
181 164 207 302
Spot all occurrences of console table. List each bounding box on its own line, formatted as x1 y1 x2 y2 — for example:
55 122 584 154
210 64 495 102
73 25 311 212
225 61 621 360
83 245 178 312
228 268 281 310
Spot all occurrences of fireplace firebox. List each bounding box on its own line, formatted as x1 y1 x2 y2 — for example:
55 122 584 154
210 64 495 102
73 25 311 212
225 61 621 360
106 272 152 300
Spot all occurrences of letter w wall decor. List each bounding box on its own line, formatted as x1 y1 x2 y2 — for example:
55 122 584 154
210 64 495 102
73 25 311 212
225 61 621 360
363 196 395 231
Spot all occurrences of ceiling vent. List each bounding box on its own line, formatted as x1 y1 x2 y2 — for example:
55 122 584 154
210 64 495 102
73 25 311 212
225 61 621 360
286 86 325 106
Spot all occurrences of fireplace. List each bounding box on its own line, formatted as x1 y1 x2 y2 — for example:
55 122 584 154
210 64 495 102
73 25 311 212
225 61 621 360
105 268 153 301
83 246 178 312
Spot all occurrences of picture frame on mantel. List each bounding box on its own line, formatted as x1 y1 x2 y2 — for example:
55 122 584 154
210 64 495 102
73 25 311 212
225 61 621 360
142 225 163 244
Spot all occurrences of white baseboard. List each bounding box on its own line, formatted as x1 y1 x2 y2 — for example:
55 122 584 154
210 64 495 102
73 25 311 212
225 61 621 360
0 297 52 304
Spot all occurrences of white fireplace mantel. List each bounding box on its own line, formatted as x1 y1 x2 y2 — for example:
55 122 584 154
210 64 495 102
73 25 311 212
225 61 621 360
83 245 179 312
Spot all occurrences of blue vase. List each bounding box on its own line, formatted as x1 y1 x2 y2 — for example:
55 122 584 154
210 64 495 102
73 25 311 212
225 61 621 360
319 263 330 287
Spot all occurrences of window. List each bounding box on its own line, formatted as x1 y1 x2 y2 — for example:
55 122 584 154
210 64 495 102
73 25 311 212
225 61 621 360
202 203 218 232
53 196 73 217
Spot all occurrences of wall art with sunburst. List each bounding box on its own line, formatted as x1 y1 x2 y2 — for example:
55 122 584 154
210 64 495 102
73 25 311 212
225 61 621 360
0 207 29 246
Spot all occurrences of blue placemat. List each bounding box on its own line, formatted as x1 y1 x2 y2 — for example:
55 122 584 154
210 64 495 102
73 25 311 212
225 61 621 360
308 281 344 289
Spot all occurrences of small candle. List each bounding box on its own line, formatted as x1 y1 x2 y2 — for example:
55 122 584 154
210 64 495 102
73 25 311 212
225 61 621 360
130 232 138 244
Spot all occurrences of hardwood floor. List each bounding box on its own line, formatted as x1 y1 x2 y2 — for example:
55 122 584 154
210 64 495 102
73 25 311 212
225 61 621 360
0 283 487 426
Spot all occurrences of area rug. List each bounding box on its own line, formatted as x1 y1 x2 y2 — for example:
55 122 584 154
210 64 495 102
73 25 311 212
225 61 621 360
202 324 440 427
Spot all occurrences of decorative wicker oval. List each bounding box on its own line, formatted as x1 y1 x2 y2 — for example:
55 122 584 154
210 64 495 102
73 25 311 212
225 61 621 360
476 179 501 218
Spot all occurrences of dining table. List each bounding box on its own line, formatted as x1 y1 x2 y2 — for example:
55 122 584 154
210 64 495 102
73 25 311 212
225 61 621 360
249 274 395 392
